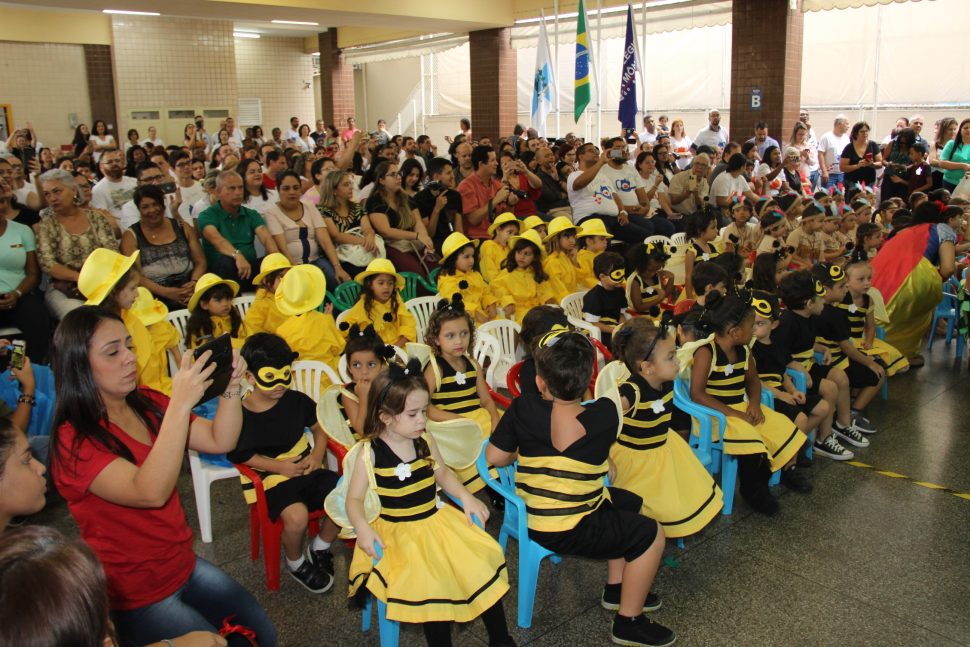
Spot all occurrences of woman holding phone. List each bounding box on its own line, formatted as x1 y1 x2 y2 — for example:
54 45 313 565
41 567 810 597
840 121 882 188
48 306 277 647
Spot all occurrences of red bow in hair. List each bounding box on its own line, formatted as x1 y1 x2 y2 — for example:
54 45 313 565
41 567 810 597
829 186 835 196
838 182 844 193
933 199 947 213
220 615 258 643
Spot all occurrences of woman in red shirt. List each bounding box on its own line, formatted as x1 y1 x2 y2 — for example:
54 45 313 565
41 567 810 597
49 306 276 647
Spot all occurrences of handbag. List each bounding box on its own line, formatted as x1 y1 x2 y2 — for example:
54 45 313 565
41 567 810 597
952 173 970 201
336 226 384 266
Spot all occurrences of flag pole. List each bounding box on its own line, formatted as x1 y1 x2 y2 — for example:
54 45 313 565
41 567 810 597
595 0 603 144
640 1 647 125
554 0 560 139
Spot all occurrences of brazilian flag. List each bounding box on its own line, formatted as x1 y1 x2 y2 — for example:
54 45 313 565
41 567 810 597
574 0 591 122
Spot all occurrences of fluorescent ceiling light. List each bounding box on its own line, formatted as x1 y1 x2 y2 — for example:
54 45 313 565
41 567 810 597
272 19 319 26
310 51 320 56
234 31 261 38
103 9 160 16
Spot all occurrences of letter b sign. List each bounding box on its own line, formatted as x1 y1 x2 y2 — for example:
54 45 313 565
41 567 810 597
750 88 762 110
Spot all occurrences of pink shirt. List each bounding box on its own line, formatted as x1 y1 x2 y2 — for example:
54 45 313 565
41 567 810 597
458 173 506 240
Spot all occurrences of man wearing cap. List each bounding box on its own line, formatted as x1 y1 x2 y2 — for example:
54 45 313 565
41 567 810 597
457 145 515 241
197 170 279 287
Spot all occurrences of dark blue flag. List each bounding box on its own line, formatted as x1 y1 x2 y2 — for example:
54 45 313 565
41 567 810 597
618 4 639 130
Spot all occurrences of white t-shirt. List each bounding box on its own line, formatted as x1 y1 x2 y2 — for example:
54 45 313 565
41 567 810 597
693 126 728 152
667 171 709 217
175 181 205 223
818 131 851 175
189 196 214 224
91 175 137 218
398 151 427 171
710 171 750 204
90 135 116 163
756 164 784 197
567 170 619 223
597 163 644 209
143 137 164 149
639 170 668 212
14 184 37 206
670 135 693 170
244 189 279 216
638 130 657 145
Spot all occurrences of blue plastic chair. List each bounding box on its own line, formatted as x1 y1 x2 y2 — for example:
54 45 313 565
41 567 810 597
874 326 889 401
359 495 482 646
476 439 562 629
784 368 815 461
673 377 782 514
927 277 960 350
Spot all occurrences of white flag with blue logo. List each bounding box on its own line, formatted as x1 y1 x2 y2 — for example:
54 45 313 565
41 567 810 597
531 17 555 137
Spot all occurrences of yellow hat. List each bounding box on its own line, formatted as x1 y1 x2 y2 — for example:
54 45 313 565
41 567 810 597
79 248 140 306
252 253 293 286
129 287 168 327
441 232 474 264
521 215 545 232
575 218 613 239
542 215 581 243
354 258 404 290
487 212 521 237
275 264 327 316
188 273 240 312
509 228 546 256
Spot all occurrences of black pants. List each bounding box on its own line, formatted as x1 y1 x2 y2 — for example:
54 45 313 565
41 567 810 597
0 290 51 363
210 254 261 292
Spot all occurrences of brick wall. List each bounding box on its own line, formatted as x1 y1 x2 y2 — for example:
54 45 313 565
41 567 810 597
318 30 356 128
83 44 117 135
469 28 517 143
729 0 804 145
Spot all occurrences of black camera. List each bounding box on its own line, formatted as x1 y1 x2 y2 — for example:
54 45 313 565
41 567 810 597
426 181 445 193
509 188 529 199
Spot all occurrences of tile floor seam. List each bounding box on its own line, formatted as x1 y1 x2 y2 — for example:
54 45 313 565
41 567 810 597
727 546 970 647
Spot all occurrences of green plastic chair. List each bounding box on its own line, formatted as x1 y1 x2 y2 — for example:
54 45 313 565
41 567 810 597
424 267 441 294
332 281 362 311
400 272 424 302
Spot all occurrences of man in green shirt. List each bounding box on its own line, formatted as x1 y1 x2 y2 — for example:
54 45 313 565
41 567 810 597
197 170 278 287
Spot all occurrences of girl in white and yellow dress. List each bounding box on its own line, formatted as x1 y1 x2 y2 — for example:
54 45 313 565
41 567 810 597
542 215 583 301
626 241 676 315
77 249 168 391
607 317 723 537
840 251 909 375
488 229 559 324
436 232 496 324
422 294 501 494
340 258 416 348
185 273 248 349
575 218 612 289
687 290 806 515
340 362 512 645
682 210 721 300
244 253 291 335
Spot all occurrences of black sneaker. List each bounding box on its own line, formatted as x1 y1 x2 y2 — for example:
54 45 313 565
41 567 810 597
851 411 877 434
834 422 870 448
796 449 813 469
287 557 334 594
740 487 779 516
308 546 334 578
813 434 854 461
601 583 662 612
780 468 813 494
611 614 676 647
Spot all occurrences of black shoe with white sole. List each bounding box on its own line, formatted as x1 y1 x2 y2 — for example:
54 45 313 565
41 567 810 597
611 614 676 647
851 411 877 434
288 558 334 594
813 434 854 461
834 422 870 448
601 583 662 612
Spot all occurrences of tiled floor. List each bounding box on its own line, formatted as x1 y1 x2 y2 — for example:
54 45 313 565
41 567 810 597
31 344 970 646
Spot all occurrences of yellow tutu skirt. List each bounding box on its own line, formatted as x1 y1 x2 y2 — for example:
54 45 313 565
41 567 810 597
610 433 723 538
697 402 806 472
883 257 943 358
348 506 509 623
852 338 909 376
451 408 493 495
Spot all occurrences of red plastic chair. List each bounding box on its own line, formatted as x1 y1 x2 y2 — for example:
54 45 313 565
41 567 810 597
233 438 348 591
507 361 524 398
506 346 607 398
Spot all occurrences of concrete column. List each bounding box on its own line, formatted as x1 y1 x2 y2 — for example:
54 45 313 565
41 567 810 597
318 30 356 128
469 28 517 144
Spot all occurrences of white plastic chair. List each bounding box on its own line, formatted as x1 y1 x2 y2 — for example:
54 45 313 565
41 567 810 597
292 360 341 403
670 232 687 247
560 291 587 321
473 333 505 390
233 295 255 317
645 234 672 247
335 309 351 330
167 308 191 352
404 296 439 345
569 316 602 342
188 450 239 544
0 326 22 338
338 344 408 383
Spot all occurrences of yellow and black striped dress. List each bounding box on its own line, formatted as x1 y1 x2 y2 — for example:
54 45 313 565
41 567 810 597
689 239 720 263
610 375 722 537
837 292 909 375
347 437 509 623
697 341 806 472
430 355 494 493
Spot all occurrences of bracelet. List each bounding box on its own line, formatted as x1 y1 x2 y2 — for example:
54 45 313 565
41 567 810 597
12 289 22 299
17 393 35 406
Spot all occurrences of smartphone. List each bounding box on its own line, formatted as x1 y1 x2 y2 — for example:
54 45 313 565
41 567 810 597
864 152 873 162
10 340 25 371
20 146 35 168
192 334 234 403
159 182 177 194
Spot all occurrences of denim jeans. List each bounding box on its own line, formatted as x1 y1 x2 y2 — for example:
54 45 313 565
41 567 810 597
311 255 338 290
112 556 277 647
579 214 655 245
825 172 844 190
808 170 821 193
